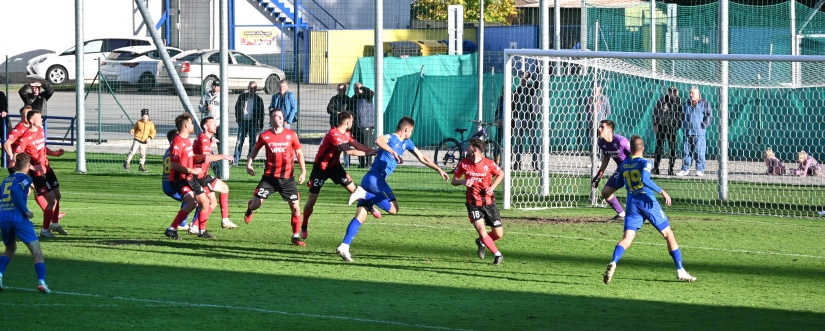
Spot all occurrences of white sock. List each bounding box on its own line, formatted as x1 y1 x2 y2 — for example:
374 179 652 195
619 212 626 217
339 243 350 250
494 252 502 257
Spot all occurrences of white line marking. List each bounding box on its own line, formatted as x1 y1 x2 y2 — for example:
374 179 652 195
6 287 475 331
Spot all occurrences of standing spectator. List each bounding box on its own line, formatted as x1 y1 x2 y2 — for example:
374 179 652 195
652 86 683 175
352 82 375 168
269 80 297 129
0 91 8 164
791 151 822 177
199 80 224 177
327 83 351 128
244 109 307 246
512 72 540 170
123 108 156 172
19 81 53 116
676 86 712 177
582 81 610 149
0 153 52 293
233 81 265 164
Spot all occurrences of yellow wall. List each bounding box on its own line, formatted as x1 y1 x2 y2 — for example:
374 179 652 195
312 28 478 84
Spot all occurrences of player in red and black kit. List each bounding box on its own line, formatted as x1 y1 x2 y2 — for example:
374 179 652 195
193 116 237 232
301 111 377 240
451 138 505 265
13 111 66 238
244 108 307 246
164 113 230 240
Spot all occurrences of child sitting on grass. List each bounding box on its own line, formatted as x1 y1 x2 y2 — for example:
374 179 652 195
764 148 786 175
790 151 822 177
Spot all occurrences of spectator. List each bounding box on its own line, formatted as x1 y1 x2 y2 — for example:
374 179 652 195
652 86 683 175
199 80 224 177
269 80 297 129
19 81 53 116
790 151 822 177
233 81 265 164
676 86 712 177
0 91 8 164
764 148 786 175
352 82 375 168
513 72 540 171
123 109 156 172
328 83 353 167
581 81 610 164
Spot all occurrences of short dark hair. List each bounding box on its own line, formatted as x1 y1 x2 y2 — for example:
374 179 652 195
600 119 615 131
26 110 41 122
630 135 644 154
469 138 486 152
200 116 214 130
337 111 353 124
20 105 32 114
13 153 30 172
397 116 415 130
174 113 193 131
269 108 282 116
166 129 177 143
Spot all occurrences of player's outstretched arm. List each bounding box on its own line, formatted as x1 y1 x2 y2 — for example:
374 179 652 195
347 139 375 155
46 147 64 157
412 147 449 181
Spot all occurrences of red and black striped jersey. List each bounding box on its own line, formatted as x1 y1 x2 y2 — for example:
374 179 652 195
13 129 49 176
254 128 302 178
314 127 352 171
453 157 502 207
192 133 214 178
168 135 194 181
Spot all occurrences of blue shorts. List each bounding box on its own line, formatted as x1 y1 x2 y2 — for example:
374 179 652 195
623 195 670 232
359 171 395 203
605 171 624 190
163 181 183 201
1 218 39 245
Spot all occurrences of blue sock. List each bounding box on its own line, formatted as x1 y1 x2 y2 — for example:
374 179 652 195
670 248 684 270
373 198 392 212
342 218 362 245
0 255 10 274
34 262 46 282
611 245 626 264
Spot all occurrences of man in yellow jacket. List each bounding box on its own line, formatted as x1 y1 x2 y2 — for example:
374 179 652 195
124 108 157 172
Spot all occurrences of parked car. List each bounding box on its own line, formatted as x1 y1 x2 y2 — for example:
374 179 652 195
27 37 152 85
0 49 54 84
99 46 182 92
156 49 285 94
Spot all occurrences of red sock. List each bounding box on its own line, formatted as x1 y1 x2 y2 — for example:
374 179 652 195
488 231 501 241
302 209 312 227
35 195 48 211
170 210 189 228
219 193 229 219
291 214 301 235
198 205 214 231
480 235 499 254
42 209 54 230
51 200 61 224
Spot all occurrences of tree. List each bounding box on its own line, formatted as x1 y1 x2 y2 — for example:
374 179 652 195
412 0 518 25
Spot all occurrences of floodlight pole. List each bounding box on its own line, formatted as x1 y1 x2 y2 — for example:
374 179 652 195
76 0 86 173
375 0 384 137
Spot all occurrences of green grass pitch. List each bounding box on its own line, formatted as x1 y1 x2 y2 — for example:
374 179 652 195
1 155 823 330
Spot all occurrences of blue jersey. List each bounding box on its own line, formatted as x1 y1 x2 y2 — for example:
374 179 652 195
617 156 663 199
0 172 33 221
369 133 415 177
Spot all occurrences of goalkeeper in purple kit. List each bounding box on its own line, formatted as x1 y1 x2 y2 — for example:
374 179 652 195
591 120 631 222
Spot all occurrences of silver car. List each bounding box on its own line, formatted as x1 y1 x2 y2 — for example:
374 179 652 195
100 46 183 92
157 49 285 94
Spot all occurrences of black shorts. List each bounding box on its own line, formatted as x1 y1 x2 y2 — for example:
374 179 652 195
199 175 217 192
31 167 59 196
307 164 353 194
466 204 502 228
172 178 206 197
255 176 300 201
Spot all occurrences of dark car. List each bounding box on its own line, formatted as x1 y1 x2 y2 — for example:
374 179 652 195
0 49 54 84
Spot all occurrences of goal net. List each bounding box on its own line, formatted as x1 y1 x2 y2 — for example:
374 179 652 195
502 49 825 217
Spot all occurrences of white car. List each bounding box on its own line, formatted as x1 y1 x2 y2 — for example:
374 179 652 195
100 46 183 92
157 49 286 94
27 37 152 85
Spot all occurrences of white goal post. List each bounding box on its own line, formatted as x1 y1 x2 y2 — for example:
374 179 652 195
501 49 825 217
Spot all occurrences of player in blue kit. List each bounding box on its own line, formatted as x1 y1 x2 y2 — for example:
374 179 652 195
591 120 631 222
0 154 50 293
603 135 697 284
336 117 450 262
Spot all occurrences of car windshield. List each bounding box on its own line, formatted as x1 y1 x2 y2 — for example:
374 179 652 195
106 51 140 61
60 46 75 56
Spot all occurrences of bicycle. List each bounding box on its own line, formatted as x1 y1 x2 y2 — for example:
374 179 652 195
433 120 503 173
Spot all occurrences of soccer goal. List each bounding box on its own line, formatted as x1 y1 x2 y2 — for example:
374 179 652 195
502 49 825 217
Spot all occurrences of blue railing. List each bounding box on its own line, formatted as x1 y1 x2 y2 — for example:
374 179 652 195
0 115 76 167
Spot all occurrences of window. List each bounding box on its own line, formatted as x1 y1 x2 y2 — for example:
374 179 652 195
60 47 76 56
83 40 103 53
231 52 256 65
167 49 181 57
106 39 133 52
106 51 140 61
177 52 205 62
207 53 220 63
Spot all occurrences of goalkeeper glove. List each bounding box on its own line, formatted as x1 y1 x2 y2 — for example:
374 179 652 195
591 170 604 188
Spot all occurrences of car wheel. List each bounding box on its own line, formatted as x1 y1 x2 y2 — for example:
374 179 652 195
202 75 219 93
264 74 280 94
47 65 68 85
137 73 156 92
